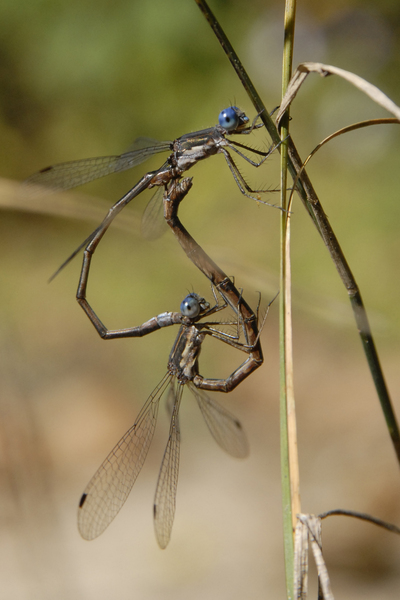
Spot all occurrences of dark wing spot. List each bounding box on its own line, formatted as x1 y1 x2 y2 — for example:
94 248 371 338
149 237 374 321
234 419 242 430
153 504 157 518
39 166 53 173
79 493 88 508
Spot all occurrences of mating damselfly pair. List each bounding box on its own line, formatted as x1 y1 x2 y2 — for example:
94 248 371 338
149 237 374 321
27 107 279 547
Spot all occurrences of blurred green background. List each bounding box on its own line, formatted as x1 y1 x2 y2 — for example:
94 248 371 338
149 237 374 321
1 1 400 598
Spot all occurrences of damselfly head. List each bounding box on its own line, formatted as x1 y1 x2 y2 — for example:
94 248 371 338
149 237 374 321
180 293 209 319
218 106 249 132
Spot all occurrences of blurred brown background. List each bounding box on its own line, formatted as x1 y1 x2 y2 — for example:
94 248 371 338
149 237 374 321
1 1 400 598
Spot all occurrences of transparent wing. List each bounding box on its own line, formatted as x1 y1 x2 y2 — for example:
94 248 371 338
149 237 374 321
123 136 165 153
140 186 168 241
153 381 184 549
25 139 171 192
164 382 176 420
188 382 249 458
77 372 172 541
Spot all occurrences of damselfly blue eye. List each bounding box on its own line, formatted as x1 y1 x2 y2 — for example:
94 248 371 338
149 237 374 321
180 294 201 318
218 107 240 131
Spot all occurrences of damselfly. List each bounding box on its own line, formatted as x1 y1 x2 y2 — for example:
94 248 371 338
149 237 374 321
26 107 280 276
78 290 267 548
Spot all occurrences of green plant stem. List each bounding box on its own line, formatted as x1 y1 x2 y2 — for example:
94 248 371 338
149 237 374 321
280 2 297 599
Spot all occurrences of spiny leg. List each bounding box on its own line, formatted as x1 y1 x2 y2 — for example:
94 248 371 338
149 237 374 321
227 138 282 167
221 147 281 207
